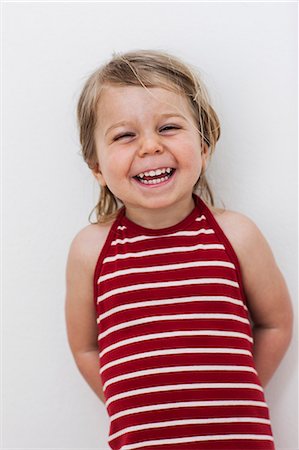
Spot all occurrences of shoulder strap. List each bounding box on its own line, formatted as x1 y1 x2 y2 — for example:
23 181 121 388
197 196 248 306
93 208 124 307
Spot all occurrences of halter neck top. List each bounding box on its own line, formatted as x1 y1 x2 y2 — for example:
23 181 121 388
93 193 275 450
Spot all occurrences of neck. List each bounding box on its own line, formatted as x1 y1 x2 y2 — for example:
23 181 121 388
124 194 196 229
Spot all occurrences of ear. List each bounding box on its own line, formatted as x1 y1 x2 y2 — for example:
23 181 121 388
92 162 107 187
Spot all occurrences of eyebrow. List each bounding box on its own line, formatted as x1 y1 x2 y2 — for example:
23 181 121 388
105 113 187 136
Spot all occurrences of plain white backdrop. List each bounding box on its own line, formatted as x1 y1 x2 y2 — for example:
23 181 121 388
2 1 298 449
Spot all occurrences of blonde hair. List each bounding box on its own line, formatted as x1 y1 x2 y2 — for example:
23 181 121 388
77 49 221 224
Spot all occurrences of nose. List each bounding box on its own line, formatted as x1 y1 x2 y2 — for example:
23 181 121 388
138 133 164 157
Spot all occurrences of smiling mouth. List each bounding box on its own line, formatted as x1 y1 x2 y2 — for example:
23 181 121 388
133 168 176 185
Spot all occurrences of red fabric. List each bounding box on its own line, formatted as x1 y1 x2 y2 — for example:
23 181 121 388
93 193 275 450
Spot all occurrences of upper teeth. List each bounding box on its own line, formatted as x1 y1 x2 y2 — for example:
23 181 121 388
137 167 172 178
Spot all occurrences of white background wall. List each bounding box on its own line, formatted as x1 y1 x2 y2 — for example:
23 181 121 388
3 1 298 449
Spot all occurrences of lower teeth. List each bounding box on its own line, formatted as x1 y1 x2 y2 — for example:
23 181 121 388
139 174 170 184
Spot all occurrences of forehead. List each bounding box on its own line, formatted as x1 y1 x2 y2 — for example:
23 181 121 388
96 84 194 121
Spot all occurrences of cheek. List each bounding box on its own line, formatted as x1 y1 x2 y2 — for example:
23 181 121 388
178 143 202 165
182 146 203 176
110 152 130 167
102 151 131 180
177 134 201 151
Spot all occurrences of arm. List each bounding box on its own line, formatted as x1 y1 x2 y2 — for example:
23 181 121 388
65 224 111 404
230 214 294 388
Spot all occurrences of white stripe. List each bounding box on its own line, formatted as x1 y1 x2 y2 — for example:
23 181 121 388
121 434 274 449
98 259 235 283
103 365 258 391
100 347 252 374
117 225 127 230
98 313 250 339
110 399 269 422
106 383 264 407
103 243 225 263
99 328 253 358
98 295 247 322
111 228 215 245
109 416 271 442
97 278 239 303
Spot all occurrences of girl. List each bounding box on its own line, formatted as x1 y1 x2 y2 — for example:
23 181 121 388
65 49 293 450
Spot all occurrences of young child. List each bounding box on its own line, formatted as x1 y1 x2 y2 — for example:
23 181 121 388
65 49 293 450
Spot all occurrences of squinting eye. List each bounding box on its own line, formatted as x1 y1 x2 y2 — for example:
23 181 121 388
161 125 180 132
113 133 134 141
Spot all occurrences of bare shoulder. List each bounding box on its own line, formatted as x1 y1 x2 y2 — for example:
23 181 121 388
210 206 261 255
210 206 293 329
66 220 114 274
212 204 278 282
65 219 114 354
210 206 276 273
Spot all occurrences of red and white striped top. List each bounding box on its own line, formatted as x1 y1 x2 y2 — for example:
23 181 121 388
93 193 275 450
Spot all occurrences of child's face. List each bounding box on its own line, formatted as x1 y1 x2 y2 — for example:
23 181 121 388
93 84 208 214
